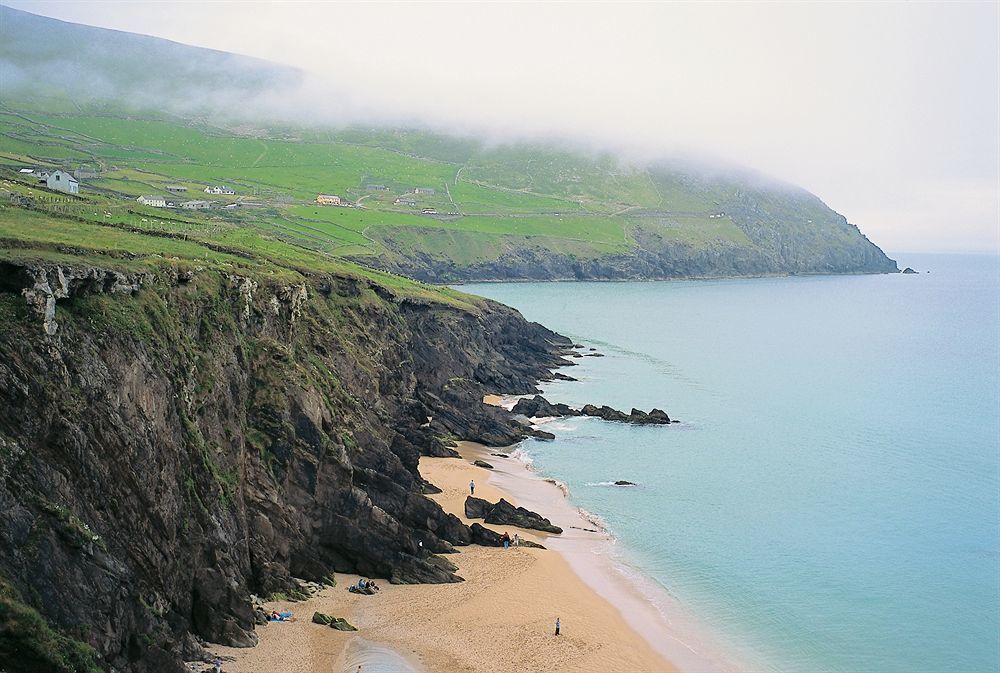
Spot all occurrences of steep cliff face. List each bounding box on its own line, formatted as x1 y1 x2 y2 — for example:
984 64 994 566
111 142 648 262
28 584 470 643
0 261 569 672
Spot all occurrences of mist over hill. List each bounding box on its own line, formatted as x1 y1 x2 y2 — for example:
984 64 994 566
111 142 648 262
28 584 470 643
0 4 897 279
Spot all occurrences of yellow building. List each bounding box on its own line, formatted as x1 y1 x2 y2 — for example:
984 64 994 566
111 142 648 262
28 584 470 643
316 194 341 206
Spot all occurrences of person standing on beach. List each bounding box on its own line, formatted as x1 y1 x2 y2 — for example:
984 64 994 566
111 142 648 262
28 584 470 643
513 533 520 547
213 657 222 673
555 617 561 636
470 479 475 495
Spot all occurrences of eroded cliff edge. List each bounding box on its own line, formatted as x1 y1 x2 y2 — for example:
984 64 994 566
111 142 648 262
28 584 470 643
0 261 570 672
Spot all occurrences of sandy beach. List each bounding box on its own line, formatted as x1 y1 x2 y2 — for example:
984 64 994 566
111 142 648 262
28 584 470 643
214 440 680 673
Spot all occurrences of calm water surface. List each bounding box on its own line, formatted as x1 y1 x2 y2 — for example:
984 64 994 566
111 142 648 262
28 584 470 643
462 253 1000 673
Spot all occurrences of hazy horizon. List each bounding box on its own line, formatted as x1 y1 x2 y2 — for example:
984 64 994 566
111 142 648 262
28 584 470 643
3 0 998 254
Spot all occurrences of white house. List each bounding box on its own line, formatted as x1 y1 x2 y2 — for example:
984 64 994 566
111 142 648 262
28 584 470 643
414 187 435 195
178 200 211 210
204 185 236 195
137 195 167 207
46 170 79 195
316 194 341 206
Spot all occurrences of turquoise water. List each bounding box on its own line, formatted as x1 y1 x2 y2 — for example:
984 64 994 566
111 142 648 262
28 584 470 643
462 254 1000 673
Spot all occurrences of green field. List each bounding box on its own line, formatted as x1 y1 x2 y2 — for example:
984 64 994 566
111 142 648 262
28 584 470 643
0 106 771 274
0 68 893 283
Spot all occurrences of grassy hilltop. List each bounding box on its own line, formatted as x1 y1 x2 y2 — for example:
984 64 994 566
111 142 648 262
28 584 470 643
0 5 897 281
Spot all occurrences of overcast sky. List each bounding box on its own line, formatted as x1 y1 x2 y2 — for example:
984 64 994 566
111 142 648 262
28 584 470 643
6 1 999 253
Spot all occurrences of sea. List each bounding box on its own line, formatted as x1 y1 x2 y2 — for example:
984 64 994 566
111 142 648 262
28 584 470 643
461 253 1000 673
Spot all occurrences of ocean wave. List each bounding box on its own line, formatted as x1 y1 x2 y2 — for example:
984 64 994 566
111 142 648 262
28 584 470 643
543 477 570 497
577 507 611 534
508 447 534 466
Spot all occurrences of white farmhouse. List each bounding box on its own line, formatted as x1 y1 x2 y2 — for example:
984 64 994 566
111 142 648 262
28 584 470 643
204 185 236 195
46 170 79 194
137 195 167 207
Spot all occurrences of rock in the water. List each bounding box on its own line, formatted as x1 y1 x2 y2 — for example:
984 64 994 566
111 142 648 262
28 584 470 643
902 267 918 274
473 459 494 469
514 395 674 426
646 408 672 424
614 480 636 486
511 395 577 418
580 404 629 423
528 428 556 441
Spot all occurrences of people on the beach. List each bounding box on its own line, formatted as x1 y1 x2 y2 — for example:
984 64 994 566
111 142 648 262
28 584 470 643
501 531 510 549
213 656 222 673
268 611 293 621
555 617 561 636
470 479 475 495
513 533 520 547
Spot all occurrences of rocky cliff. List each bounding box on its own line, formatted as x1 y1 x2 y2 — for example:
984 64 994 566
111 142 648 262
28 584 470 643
0 260 569 672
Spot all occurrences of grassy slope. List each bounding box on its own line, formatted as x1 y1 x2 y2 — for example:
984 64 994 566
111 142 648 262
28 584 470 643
0 180 482 312
0 108 757 269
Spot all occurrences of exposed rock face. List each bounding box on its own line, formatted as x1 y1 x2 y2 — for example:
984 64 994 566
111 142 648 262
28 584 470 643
0 261 571 672
464 496 493 520
902 267 918 274
511 396 577 418
473 459 494 470
513 395 673 425
465 497 563 534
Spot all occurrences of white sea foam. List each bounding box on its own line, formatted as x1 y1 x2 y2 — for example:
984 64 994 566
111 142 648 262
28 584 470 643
508 447 534 466
543 477 570 497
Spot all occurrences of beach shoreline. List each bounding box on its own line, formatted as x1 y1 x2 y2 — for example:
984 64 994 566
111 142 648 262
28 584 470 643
213 437 688 673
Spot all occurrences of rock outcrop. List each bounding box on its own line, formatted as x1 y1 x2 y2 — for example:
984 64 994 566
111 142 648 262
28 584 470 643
512 395 674 425
0 260 572 673
465 497 563 534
